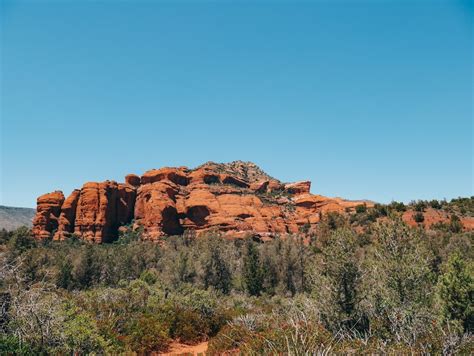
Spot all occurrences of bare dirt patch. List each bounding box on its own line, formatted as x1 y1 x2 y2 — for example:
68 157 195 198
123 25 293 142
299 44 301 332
158 341 208 355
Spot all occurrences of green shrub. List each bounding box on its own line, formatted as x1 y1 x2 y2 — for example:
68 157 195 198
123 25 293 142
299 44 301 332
413 211 425 223
359 221 435 343
161 286 232 343
389 201 407 212
355 204 367 214
436 253 473 333
56 258 74 290
413 200 427 212
449 215 463 233
7 226 36 256
124 313 170 353
429 200 442 209
0 335 39 354
61 305 111 354
373 203 388 217
139 269 159 285
208 323 253 354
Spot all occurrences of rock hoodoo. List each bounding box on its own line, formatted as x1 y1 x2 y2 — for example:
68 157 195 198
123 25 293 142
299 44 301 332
32 191 65 239
33 161 371 242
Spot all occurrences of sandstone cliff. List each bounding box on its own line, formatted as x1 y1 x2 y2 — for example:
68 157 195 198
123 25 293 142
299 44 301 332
33 161 371 242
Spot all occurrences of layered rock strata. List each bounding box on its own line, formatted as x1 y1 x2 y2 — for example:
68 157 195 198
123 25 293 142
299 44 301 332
33 161 372 242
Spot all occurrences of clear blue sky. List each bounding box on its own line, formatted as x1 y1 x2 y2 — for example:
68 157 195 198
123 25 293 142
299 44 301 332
1 0 472 208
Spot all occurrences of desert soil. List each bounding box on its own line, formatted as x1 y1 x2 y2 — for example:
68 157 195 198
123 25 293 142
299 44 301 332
158 341 208 355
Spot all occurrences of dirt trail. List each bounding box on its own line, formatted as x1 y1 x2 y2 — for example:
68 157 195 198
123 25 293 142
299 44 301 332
159 341 208 355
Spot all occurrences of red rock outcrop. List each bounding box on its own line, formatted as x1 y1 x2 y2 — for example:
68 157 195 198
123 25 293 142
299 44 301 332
32 191 65 239
32 181 137 243
135 179 182 240
72 181 136 243
32 161 373 242
402 208 474 231
285 181 311 195
53 189 80 240
125 174 141 187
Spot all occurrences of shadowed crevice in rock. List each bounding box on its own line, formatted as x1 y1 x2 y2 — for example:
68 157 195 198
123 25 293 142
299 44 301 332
238 213 252 219
162 206 184 235
168 172 190 186
187 206 210 227
222 176 249 188
203 175 220 184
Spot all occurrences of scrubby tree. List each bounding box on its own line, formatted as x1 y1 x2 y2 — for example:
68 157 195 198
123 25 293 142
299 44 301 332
389 201 406 212
57 258 74 290
436 253 473 333
449 215 463 233
429 200 442 209
202 240 232 294
359 221 435 344
74 245 97 289
124 314 169 353
243 240 264 296
260 253 279 295
373 203 388 217
176 251 196 284
413 200 427 212
413 211 425 223
7 227 36 258
355 204 367 214
307 228 363 331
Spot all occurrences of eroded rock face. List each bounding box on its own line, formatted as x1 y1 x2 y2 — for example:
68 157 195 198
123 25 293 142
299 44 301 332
285 181 311 195
72 181 136 243
125 174 140 187
32 191 65 239
54 189 80 241
33 161 371 242
135 180 182 240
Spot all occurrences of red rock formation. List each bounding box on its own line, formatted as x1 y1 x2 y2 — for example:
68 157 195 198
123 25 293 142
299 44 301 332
125 174 141 187
141 167 189 186
402 208 474 231
72 181 136 243
461 217 474 230
31 181 136 242
135 179 182 240
32 191 65 239
53 189 80 240
285 181 311 195
32 161 374 242
117 183 137 225
249 180 269 193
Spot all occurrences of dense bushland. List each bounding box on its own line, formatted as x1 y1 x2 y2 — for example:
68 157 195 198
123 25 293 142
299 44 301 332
0 210 472 354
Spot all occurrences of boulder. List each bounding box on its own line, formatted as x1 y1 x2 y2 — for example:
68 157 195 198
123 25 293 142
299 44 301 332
125 174 141 187
141 167 189 186
285 181 311 195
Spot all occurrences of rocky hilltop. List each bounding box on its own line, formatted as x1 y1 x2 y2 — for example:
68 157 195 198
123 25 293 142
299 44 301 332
32 161 371 243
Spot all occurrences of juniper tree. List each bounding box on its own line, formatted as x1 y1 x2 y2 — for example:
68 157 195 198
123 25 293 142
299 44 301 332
436 253 473 333
243 240 264 296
